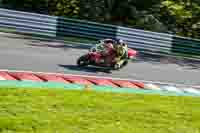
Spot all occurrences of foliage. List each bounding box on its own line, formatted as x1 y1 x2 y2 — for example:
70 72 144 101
48 0 80 18
159 0 200 37
0 0 49 14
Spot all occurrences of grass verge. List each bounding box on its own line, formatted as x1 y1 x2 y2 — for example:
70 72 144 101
0 87 199 133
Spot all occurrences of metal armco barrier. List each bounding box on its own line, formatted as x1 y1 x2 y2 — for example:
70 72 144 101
116 26 173 53
56 17 118 40
0 8 199 58
172 36 200 56
0 8 57 37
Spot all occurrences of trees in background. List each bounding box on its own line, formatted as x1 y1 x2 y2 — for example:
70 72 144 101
159 0 200 37
0 0 199 38
48 0 80 18
0 0 49 14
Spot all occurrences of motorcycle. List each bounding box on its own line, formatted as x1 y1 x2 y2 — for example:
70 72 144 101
77 40 138 70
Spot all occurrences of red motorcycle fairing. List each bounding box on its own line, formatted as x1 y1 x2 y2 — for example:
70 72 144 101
88 52 102 63
87 49 116 66
77 43 138 69
127 49 137 59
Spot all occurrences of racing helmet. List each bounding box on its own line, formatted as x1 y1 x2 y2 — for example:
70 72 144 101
118 39 124 44
117 39 127 45
115 39 127 48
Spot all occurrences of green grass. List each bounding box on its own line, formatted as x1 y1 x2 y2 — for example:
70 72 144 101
0 87 200 133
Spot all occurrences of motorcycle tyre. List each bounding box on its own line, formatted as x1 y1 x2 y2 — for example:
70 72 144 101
77 55 90 67
113 63 121 70
122 60 128 67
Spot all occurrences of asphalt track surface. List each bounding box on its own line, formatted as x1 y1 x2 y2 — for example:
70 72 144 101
0 32 200 86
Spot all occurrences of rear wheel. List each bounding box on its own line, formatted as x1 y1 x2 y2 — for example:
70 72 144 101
77 55 90 67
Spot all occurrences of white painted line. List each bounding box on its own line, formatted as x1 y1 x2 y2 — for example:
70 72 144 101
144 84 162 91
162 86 183 93
0 75 6 80
0 69 197 88
182 88 200 94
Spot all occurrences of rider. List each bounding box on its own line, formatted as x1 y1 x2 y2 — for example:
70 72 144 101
113 39 129 69
93 38 128 68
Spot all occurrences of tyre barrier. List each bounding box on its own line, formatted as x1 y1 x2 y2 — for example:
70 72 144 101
0 70 199 96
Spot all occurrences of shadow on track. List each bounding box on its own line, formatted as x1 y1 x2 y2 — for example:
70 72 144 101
58 64 112 74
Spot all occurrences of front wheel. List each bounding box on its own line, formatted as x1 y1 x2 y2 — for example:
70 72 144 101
77 55 90 67
113 63 121 70
122 60 128 67
113 60 129 70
